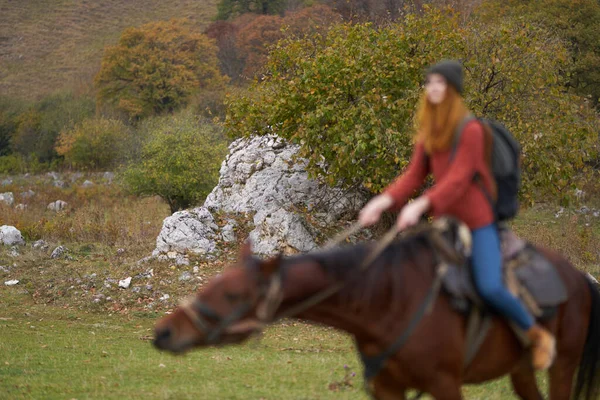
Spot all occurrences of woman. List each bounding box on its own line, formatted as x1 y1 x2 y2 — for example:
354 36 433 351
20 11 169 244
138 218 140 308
358 60 556 371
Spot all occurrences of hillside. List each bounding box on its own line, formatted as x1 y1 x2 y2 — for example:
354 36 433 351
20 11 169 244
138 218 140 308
0 0 218 100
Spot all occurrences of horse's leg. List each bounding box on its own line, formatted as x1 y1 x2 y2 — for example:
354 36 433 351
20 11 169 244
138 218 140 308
509 358 544 400
548 354 580 400
427 375 463 400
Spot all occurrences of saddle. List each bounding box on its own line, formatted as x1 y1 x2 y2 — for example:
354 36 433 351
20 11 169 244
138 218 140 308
425 218 568 319
426 218 568 367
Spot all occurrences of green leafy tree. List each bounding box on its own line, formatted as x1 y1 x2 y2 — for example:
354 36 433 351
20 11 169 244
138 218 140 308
225 7 599 202
95 20 226 120
56 118 133 170
227 9 466 191
480 0 600 108
10 92 95 163
123 112 228 213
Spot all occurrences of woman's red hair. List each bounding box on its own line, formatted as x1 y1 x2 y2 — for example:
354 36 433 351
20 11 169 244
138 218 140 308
414 85 469 154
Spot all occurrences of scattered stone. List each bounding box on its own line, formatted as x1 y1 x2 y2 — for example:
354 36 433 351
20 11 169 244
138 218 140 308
4 279 19 286
9 246 19 257
175 255 189 266
93 294 106 303
0 192 14 206
53 180 68 188
103 172 115 183
193 266 199 274
132 286 141 293
69 172 84 182
221 222 237 243
159 294 170 301
116 248 125 255
50 245 67 259
554 207 564 218
1 178 12 186
145 284 153 291
593 210 599 218
15 203 27 210
82 180 94 188
179 272 193 282
0 225 25 246
47 171 60 180
579 206 590 215
47 200 68 212
118 277 132 289
32 240 49 250
0 265 10 273
574 188 586 201
20 190 35 199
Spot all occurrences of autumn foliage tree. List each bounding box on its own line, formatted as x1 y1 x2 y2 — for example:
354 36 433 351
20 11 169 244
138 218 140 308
480 0 600 108
219 5 341 80
225 7 599 203
95 20 226 119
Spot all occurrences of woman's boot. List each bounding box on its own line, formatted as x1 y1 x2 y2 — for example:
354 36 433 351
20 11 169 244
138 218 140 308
526 324 556 370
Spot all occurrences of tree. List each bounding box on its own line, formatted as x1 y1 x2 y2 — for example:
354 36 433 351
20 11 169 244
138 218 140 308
10 91 94 163
56 118 133 170
95 20 226 119
225 7 599 202
122 112 228 213
480 0 600 108
237 15 285 78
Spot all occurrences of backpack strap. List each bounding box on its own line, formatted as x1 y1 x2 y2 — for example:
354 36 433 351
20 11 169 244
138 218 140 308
449 114 477 162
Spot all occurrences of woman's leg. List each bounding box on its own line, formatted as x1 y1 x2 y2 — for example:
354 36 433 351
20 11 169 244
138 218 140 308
470 223 555 370
470 224 534 330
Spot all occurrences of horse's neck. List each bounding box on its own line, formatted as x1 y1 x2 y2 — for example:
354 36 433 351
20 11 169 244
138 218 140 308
277 258 424 341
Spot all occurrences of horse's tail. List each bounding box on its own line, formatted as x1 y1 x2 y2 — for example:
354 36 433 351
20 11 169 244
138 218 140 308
574 276 600 400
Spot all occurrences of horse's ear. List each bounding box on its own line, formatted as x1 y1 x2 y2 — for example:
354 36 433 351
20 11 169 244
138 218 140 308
260 253 283 278
239 239 253 261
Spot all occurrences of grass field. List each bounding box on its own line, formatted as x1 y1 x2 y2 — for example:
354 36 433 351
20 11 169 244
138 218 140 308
0 0 218 100
0 174 598 399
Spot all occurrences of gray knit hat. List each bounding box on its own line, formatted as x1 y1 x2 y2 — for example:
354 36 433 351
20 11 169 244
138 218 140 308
426 60 464 94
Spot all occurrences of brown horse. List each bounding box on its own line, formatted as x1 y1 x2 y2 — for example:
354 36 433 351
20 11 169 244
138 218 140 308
154 227 600 400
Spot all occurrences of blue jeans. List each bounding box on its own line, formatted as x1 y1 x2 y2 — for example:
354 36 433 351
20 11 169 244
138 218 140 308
471 224 534 330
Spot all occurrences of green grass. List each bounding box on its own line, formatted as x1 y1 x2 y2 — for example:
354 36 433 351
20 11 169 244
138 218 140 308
0 175 597 399
0 290 532 400
0 0 218 100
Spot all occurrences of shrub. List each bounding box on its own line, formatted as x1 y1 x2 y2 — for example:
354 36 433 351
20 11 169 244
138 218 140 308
10 91 95 163
56 118 133 170
122 111 228 213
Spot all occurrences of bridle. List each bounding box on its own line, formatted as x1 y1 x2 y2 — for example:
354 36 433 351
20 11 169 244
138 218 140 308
179 257 285 344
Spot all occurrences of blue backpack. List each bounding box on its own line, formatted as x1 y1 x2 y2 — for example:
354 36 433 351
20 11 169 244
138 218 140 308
449 115 521 221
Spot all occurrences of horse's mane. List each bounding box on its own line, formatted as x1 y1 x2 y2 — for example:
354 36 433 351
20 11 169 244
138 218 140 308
281 232 436 313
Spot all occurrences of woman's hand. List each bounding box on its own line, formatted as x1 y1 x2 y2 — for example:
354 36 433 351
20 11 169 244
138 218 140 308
358 194 394 227
397 196 430 230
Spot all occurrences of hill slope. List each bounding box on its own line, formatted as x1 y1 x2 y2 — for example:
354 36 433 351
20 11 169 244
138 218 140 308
0 0 218 100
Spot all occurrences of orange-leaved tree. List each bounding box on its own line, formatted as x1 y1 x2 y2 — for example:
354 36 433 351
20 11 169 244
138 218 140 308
95 19 227 119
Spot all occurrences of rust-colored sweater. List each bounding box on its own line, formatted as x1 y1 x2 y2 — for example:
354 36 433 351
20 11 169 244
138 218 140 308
384 120 496 230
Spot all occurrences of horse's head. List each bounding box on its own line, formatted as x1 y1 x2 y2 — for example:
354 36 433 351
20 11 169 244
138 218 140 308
153 242 283 353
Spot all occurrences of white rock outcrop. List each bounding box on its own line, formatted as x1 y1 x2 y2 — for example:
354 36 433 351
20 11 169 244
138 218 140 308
153 135 367 257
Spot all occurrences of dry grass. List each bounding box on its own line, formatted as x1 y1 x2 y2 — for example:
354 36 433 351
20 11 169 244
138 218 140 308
0 0 218 100
0 173 169 250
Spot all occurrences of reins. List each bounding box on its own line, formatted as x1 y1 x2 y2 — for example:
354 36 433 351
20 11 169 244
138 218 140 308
274 223 401 321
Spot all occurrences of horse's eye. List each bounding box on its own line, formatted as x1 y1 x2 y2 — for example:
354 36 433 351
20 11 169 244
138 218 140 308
224 293 242 303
